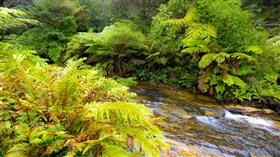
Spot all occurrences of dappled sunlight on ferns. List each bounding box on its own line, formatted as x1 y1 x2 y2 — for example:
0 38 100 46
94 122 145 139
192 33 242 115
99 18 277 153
0 43 168 156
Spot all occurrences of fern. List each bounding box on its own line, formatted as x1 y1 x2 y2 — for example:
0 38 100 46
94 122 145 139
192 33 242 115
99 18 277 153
198 53 216 68
64 22 147 76
230 52 255 61
164 7 197 30
240 45 263 54
223 74 246 88
198 52 230 69
182 23 217 54
0 7 39 31
0 43 168 156
236 65 255 76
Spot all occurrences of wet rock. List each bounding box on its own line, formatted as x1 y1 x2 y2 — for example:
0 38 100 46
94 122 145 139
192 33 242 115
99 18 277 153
204 111 215 117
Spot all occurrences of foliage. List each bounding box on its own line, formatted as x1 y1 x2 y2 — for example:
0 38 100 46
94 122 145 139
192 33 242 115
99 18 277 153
150 0 192 59
17 0 88 62
0 7 38 39
196 0 267 49
0 42 168 156
64 21 147 76
157 0 280 104
78 0 112 32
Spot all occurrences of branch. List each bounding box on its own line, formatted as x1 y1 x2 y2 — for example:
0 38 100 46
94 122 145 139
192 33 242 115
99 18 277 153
13 27 28 40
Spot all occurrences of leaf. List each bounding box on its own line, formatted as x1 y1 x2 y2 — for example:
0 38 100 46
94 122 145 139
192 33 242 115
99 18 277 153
198 53 216 69
64 151 76 157
223 75 246 88
231 52 254 61
213 52 230 64
215 85 226 95
164 7 197 29
242 46 263 54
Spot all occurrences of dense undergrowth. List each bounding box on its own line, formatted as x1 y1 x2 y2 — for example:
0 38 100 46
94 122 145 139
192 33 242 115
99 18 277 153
21 0 278 112
0 42 168 156
0 0 280 155
2 1 280 105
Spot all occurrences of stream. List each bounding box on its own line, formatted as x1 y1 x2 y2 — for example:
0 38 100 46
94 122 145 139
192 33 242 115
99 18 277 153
130 82 280 157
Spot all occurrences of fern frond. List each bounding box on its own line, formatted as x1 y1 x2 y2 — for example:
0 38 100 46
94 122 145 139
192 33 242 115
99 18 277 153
0 7 39 31
230 52 255 61
223 74 246 88
198 53 216 68
182 47 208 54
236 65 255 75
181 23 217 54
240 46 263 54
5 144 28 157
101 142 129 157
185 23 217 43
164 7 197 29
85 102 152 124
213 52 230 64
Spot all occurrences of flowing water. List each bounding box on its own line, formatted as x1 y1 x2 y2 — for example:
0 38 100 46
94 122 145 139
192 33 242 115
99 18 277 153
130 82 280 157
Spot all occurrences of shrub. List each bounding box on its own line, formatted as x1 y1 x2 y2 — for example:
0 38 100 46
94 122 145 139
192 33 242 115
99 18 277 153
0 42 168 156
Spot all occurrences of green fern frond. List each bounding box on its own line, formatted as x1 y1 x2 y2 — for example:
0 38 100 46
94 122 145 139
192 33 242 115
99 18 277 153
181 47 204 54
199 52 230 68
164 7 197 29
267 35 280 49
185 23 217 43
181 23 217 54
223 74 246 88
0 7 39 31
230 52 255 61
236 65 255 75
240 46 263 54
48 47 62 62
85 102 152 124
213 52 230 64
198 53 216 68
101 142 129 157
5 144 28 157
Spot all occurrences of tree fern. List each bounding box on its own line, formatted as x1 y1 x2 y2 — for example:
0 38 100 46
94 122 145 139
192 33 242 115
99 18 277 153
198 52 230 69
0 7 39 31
182 23 217 54
64 22 147 76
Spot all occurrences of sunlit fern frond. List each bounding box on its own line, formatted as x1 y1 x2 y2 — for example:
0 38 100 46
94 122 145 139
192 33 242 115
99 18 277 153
84 102 168 156
85 102 153 124
198 53 216 69
164 7 197 30
181 23 217 54
198 52 230 69
223 74 246 88
240 45 263 54
213 52 230 64
230 52 255 62
0 7 39 31
185 23 217 43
